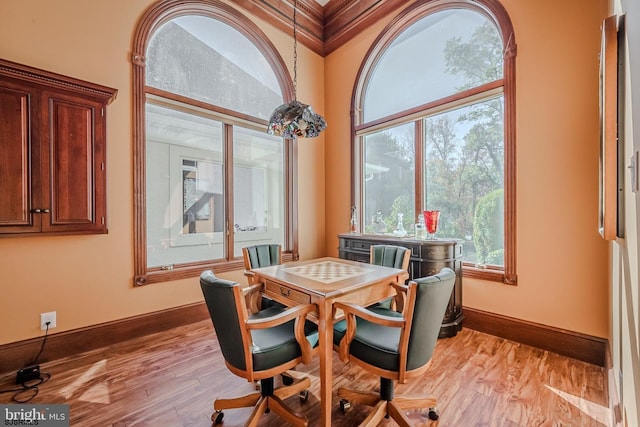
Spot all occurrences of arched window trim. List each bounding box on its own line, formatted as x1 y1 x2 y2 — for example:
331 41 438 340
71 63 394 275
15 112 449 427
132 0 298 286
351 0 517 285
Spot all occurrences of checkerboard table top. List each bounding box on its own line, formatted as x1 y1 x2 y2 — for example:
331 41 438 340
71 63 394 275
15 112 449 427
284 260 374 284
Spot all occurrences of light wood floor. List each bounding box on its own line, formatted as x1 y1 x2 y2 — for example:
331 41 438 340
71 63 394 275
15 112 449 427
0 320 610 426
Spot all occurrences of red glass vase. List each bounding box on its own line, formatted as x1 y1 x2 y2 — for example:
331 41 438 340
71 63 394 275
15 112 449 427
423 210 440 239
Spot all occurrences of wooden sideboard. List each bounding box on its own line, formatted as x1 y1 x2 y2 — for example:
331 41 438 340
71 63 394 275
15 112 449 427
338 233 464 338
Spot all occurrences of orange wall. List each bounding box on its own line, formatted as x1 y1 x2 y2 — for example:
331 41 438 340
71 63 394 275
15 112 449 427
324 0 610 337
0 0 326 345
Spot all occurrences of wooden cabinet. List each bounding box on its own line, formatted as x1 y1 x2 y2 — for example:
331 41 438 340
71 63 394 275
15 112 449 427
338 233 464 338
0 58 117 236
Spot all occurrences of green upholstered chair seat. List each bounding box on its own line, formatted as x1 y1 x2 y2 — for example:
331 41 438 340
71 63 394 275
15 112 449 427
333 309 403 372
248 306 319 371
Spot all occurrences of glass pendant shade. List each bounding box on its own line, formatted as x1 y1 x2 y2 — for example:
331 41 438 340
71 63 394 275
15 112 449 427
267 0 326 139
268 100 327 139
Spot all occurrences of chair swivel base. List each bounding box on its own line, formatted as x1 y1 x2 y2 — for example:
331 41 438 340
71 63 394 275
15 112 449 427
338 386 439 427
213 373 310 427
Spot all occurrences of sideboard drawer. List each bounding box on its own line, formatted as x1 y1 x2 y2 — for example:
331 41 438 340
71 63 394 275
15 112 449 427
420 242 461 260
351 239 372 251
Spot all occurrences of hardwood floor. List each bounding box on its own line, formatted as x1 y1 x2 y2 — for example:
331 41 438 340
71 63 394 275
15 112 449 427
0 320 610 426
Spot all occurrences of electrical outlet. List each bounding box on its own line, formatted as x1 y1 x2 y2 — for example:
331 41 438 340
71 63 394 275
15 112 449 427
40 311 56 330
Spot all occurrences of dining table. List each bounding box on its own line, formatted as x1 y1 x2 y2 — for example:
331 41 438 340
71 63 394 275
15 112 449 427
249 256 409 427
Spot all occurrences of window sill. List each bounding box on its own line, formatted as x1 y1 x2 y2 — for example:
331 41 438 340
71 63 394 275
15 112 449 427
462 264 517 285
135 253 296 286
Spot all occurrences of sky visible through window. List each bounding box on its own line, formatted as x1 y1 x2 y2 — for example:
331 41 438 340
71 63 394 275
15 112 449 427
364 9 491 122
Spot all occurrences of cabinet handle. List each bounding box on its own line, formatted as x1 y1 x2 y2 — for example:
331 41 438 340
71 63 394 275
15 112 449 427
279 287 291 297
31 209 42 213
42 209 50 213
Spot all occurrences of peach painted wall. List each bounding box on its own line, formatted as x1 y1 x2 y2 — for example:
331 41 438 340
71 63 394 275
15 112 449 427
324 0 610 338
0 0 325 346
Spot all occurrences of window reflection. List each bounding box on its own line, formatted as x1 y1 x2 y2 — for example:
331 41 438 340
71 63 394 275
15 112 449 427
363 123 415 235
423 98 504 265
147 16 282 120
233 126 284 257
182 159 222 234
146 103 225 266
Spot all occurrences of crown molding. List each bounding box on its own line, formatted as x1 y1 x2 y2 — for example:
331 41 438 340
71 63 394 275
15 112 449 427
238 0 408 56
236 0 325 55
322 0 407 55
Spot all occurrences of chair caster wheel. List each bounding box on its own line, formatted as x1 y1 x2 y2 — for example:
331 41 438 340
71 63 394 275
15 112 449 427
282 373 294 385
339 399 351 412
428 407 439 421
212 410 224 424
299 389 309 402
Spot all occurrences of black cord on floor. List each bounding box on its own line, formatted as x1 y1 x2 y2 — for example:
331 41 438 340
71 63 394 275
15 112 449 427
0 323 53 403
0 373 51 403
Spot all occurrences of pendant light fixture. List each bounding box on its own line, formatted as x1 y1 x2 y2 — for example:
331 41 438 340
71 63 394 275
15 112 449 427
267 0 327 139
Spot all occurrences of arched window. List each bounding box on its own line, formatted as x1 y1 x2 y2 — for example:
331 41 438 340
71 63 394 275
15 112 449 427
353 0 517 284
132 0 297 285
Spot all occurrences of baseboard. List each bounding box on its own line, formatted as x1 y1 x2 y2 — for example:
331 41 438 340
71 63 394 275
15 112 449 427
463 306 607 367
0 302 209 376
1 303 608 376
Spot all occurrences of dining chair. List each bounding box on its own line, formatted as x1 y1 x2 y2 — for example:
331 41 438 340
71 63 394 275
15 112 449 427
333 267 456 426
242 244 285 311
368 244 411 310
200 270 318 426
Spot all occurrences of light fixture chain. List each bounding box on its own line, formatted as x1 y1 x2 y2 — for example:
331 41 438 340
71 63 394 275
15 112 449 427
292 0 298 100
266 0 326 139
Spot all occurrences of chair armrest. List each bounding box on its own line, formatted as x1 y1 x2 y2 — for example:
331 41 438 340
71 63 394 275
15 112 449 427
243 282 263 295
247 303 317 364
334 302 406 327
243 282 264 313
390 282 408 293
333 302 406 362
390 282 408 313
246 303 315 329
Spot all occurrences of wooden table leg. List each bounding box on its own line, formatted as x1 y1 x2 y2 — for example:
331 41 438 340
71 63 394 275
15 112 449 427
317 299 333 427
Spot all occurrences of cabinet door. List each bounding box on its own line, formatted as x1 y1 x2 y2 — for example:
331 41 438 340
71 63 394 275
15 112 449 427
0 83 42 234
0 58 115 237
42 90 107 234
